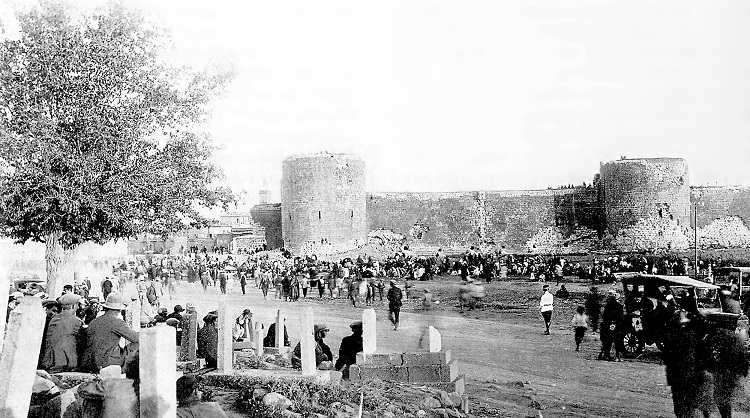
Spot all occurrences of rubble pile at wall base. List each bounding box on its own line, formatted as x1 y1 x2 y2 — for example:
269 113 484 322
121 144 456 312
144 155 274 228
525 227 599 255
614 218 691 252
695 216 750 249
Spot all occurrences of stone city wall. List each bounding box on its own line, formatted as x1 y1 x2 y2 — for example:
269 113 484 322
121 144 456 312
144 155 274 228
691 186 750 228
366 187 600 253
689 186 750 249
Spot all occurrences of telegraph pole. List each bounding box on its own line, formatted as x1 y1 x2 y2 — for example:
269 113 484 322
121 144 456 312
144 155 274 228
694 200 699 279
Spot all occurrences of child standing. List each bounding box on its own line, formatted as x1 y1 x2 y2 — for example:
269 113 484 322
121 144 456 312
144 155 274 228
572 305 589 351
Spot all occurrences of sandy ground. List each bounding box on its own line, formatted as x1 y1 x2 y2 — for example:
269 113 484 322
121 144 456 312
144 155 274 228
165 275 750 418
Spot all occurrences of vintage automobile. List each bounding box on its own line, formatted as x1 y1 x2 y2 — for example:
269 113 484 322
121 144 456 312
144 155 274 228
7 272 47 296
713 266 750 303
615 273 749 357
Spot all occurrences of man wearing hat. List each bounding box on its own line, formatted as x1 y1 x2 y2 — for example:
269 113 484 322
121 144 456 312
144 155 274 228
167 304 185 321
41 293 84 372
720 290 742 314
292 323 333 370
81 293 139 373
335 321 363 379
598 290 625 361
198 312 219 368
387 280 403 330
539 284 554 335
37 299 61 368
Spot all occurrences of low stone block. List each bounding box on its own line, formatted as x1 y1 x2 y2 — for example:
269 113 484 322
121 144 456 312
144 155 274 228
410 375 465 395
401 350 451 366
451 375 465 396
329 370 343 386
407 359 459 383
359 365 409 381
233 341 254 350
264 347 291 355
176 360 202 373
356 352 403 366
348 364 362 381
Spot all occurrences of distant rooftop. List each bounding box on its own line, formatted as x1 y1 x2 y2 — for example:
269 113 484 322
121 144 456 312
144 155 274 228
605 157 687 163
252 203 281 209
283 152 361 162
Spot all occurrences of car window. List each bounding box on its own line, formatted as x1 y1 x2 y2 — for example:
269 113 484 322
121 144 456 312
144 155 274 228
696 288 721 310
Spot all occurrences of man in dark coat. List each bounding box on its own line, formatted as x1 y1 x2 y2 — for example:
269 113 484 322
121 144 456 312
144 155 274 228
335 321 364 379
82 294 139 372
585 287 602 333
219 272 227 295
263 322 290 348
42 293 84 372
239 274 247 295
598 291 625 361
38 299 61 369
292 324 332 369
197 313 219 368
387 280 403 330
101 278 113 302
167 305 185 321
720 290 742 314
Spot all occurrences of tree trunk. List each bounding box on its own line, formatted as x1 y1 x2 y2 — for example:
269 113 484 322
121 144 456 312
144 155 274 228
45 232 77 298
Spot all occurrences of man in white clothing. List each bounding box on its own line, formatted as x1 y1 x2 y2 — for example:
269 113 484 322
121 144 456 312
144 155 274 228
540 284 554 335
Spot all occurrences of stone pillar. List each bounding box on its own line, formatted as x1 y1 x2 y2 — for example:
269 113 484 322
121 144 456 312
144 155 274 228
254 323 264 357
139 326 177 418
300 307 316 375
428 326 442 353
128 298 141 332
275 310 284 349
0 297 46 418
362 308 376 354
180 312 198 361
0 277 9 354
217 299 233 372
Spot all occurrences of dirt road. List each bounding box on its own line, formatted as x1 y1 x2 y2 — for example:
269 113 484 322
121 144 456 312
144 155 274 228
169 276 749 418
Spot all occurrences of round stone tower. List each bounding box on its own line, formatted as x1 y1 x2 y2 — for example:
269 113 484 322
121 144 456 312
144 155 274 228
281 153 366 254
600 157 690 237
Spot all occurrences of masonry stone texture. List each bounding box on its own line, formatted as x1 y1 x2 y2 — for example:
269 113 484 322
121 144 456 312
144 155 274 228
276 154 750 254
281 153 367 254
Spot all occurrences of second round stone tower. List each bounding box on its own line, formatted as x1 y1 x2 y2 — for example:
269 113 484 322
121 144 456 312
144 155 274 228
281 153 367 254
600 157 690 238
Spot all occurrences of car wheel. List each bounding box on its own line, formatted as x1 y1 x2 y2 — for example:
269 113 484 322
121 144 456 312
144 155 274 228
622 331 644 358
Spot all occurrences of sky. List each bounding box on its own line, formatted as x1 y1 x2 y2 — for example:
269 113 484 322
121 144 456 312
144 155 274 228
4 0 750 207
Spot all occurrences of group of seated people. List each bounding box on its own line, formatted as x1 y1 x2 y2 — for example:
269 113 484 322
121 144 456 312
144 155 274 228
257 318 364 378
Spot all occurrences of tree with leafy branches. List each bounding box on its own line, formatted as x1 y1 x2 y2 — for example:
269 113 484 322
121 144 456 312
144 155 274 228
0 1 234 296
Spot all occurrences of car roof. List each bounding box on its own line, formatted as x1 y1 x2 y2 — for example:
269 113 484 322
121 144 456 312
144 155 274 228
9 274 44 282
615 272 719 289
715 267 750 273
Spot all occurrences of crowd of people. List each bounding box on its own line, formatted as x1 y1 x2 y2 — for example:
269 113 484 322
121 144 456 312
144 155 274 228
7 244 750 417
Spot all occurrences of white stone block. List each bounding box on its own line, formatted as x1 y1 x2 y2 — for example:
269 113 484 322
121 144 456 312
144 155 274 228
362 308 377 354
0 278 9 354
218 299 233 372
139 326 177 418
428 326 442 353
0 297 46 418
300 307 316 375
